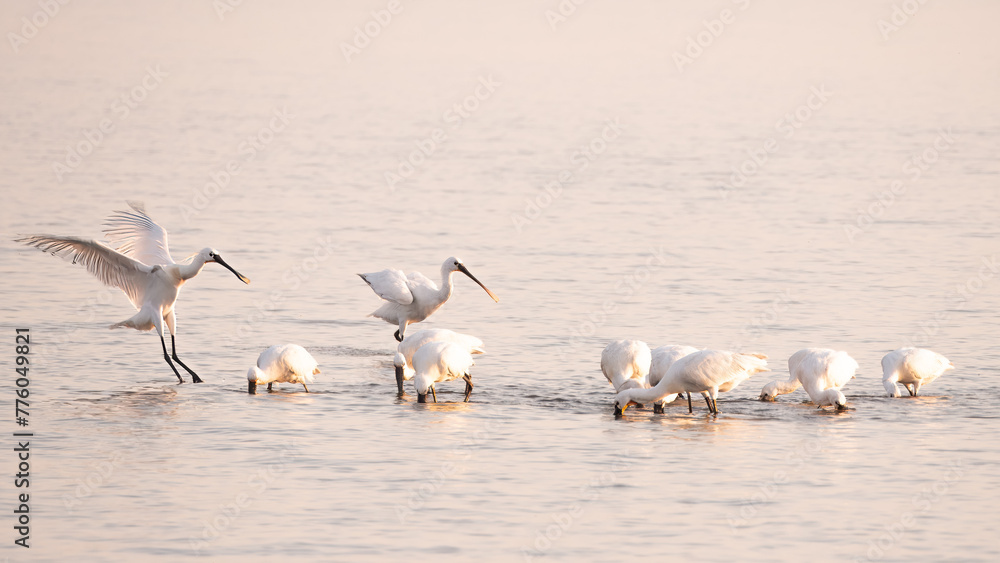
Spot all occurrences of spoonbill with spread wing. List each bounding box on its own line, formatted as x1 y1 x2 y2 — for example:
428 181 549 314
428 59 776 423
359 257 499 342
759 348 857 409
15 201 250 383
393 328 485 394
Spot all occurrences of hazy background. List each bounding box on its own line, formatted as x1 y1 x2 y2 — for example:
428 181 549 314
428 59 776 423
1 1 998 561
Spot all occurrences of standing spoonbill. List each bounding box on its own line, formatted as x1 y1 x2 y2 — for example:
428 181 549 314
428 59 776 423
881 348 954 397
614 350 769 416
359 257 499 342
759 348 858 409
648 345 699 413
15 201 250 383
247 344 320 394
411 341 476 403
393 328 485 394
601 340 652 393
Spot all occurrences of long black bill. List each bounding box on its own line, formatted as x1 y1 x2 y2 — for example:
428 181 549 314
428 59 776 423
457 264 499 303
214 254 251 284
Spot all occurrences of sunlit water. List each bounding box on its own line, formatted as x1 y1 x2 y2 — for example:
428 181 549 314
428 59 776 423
1 1 999 561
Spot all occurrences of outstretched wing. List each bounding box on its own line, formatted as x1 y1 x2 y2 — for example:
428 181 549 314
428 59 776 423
16 235 153 310
103 201 175 266
358 269 414 304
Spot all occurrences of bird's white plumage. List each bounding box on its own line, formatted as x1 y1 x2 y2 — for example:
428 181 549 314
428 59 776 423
759 348 858 407
360 257 498 340
411 341 476 398
358 269 414 304
601 340 652 392
103 201 175 267
647 344 699 409
15 235 153 311
394 329 485 381
615 349 769 413
881 348 954 397
247 344 320 390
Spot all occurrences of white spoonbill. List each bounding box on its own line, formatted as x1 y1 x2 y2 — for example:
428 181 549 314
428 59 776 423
759 348 858 409
15 201 250 383
247 344 320 394
411 341 476 403
359 257 499 342
648 345 699 413
601 340 652 393
393 328 485 394
614 349 769 416
881 348 954 397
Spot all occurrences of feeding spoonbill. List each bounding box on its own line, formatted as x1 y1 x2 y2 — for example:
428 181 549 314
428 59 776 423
393 328 485 394
759 348 858 409
601 340 652 393
411 341 476 403
648 345 699 413
614 349 769 416
359 257 499 342
881 348 954 397
15 201 250 383
247 344 320 394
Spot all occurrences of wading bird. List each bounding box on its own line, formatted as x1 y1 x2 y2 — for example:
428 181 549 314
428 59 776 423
15 201 250 383
648 344 699 413
359 257 499 342
614 350 769 416
247 344 320 394
881 348 953 397
759 348 857 409
393 328 485 394
601 340 652 393
412 341 476 403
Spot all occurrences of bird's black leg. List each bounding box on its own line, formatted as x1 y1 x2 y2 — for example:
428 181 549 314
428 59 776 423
394 330 403 342
703 394 713 413
160 336 184 383
170 335 203 383
687 392 693 413
653 402 664 414
430 386 437 403
395 365 405 395
267 383 273 392
463 374 474 402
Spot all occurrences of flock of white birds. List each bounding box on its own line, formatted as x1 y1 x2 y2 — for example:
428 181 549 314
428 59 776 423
604 340 954 416
14 202 956 413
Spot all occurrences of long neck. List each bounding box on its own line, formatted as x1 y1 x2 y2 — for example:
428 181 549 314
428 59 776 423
177 258 208 281
624 374 683 404
438 266 456 300
772 377 802 396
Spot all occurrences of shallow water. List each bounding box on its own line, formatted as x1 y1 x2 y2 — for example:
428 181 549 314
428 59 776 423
2 1 999 561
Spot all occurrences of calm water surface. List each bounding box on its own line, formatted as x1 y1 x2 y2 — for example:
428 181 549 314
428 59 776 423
1 1 998 561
